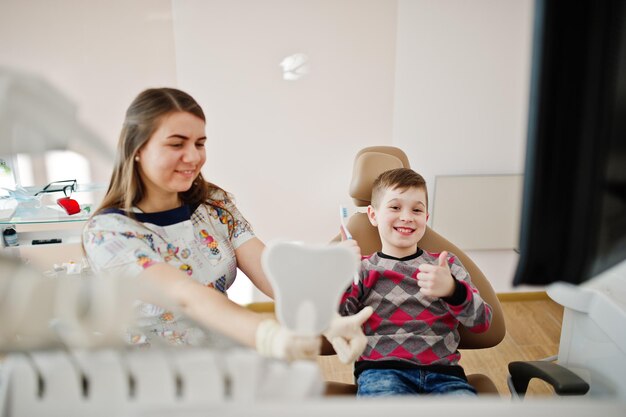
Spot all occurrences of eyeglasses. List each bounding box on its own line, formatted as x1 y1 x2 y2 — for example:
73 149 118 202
35 179 77 197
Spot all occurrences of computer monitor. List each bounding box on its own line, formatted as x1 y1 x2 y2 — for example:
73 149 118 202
513 0 626 286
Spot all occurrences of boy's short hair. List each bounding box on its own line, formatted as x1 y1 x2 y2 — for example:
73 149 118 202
371 168 428 208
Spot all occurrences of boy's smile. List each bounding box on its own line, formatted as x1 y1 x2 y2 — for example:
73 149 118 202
394 226 416 235
367 186 429 258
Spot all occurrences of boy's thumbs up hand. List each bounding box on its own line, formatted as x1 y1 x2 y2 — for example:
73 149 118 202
438 251 449 268
416 250 455 298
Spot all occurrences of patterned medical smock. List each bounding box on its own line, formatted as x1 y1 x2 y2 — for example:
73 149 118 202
82 190 255 347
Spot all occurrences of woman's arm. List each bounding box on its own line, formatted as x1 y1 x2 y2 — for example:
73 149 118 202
139 263 321 360
138 262 264 348
234 237 274 299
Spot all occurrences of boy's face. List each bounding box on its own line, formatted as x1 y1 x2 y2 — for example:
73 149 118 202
367 186 429 258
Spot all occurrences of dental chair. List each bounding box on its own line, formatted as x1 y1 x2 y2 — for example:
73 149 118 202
324 145 507 395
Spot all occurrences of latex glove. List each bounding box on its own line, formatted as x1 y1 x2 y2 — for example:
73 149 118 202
323 306 374 364
255 319 321 361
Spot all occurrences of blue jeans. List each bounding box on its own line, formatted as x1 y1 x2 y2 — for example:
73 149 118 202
356 368 477 397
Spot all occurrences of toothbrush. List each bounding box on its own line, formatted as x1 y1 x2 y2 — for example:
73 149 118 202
339 205 353 240
340 205 360 285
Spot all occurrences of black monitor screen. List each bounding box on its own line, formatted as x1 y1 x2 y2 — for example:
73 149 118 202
513 0 626 286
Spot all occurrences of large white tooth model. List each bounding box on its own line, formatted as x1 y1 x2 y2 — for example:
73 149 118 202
261 240 358 336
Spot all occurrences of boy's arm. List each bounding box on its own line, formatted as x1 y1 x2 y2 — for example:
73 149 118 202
321 254 371 355
442 254 493 333
417 251 492 332
338 265 366 316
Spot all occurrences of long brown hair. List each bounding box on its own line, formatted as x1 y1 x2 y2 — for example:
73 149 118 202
95 88 227 216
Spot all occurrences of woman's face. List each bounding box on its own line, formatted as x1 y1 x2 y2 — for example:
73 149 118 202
136 111 206 201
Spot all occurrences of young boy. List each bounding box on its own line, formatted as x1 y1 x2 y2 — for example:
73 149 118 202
339 168 493 397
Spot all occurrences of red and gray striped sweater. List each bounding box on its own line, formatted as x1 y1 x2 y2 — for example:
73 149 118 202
339 249 493 378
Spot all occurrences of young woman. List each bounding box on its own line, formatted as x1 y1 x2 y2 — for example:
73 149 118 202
82 88 370 361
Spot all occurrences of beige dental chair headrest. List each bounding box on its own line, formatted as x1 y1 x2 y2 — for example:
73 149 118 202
349 146 411 207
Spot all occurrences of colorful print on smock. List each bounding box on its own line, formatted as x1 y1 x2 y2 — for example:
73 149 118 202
82 190 255 347
199 229 222 265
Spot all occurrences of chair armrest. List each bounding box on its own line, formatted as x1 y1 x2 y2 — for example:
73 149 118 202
508 361 589 397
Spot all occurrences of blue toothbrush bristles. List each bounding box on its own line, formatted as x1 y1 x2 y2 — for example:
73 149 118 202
339 205 353 240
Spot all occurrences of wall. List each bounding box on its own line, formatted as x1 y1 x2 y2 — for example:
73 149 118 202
171 0 397 245
393 0 534 201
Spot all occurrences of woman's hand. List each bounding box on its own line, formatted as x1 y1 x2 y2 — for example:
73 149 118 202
323 306 373 364
255 319 321 361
